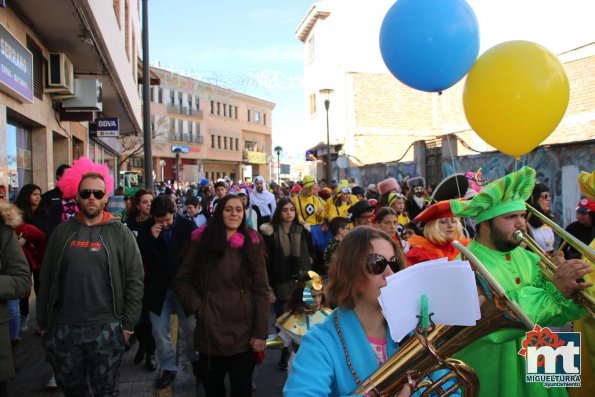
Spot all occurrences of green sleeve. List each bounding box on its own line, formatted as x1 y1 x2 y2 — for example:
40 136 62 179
0 226 30 301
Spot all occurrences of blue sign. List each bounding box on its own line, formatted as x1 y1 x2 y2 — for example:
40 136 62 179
95 117 119 137
171 145 190 154
0 24 33 103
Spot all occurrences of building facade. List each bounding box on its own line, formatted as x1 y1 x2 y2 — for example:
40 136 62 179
0 0 143 199
296 0 594 180
131 67 275 184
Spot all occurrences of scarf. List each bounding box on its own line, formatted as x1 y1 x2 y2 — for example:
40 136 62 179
274 223 310 281
61 198 79 222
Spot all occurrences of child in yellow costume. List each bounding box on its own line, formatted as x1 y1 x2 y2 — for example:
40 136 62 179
275 271 332 372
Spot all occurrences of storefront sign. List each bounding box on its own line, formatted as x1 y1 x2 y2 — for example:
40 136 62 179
95 117 119 137
0 25 33 103
171 145 190 154
245 150 267 164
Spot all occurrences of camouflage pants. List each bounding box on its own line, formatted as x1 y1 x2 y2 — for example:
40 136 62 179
42 321 125 397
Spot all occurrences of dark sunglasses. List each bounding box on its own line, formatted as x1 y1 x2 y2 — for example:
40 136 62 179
368 254 399 275
79 189 106 199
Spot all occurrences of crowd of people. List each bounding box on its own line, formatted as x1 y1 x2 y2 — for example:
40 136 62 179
0 156 593 397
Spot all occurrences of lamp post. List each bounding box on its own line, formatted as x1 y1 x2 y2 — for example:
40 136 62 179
142 0 153 190
173 148 182 188
319 88 334 184
274 146 283 185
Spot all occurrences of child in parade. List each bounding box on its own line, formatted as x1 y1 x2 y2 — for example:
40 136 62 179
275 271 332 371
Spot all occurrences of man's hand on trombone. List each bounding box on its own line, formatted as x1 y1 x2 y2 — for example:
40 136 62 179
552 258 593 299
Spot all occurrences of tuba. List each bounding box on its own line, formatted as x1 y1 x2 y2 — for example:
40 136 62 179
351 241 533 397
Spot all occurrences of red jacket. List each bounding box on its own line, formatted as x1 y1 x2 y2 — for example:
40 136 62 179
15 223 46 271
405 235 470 266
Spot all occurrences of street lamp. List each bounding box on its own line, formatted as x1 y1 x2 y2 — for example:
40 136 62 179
274 146 283 185
319 88 334 184
173 148 182 188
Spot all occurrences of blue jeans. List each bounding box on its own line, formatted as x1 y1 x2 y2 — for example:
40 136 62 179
150 287 198 372
7 300 20 340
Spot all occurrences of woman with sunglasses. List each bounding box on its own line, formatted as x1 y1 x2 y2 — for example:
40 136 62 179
284 226 415 396
526 183 555 254
405 201 470 266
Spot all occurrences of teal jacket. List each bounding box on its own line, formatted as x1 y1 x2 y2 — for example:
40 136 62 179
37 214 144 331
284 308 460 397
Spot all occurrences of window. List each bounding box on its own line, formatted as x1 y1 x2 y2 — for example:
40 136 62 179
310 93 317 115
188 97 192 111
234 106 238 119
170 118 175 132
217 136 221 149
247 110 251 122
158 87 163 103
307 34 315 61
224 137 228 150
188 120 193 134
254 111 261 123
195 96 200 110
210 100 214 114
170 90 175 105
216 102 220 116
124 0 130 60
245 140 258 151
178 94 183 108
113 0 121 28
263 113 267 126
223 104 227 117
235 138 239 151
26 36 43 100
178 119 183 133
211 135 215 148
150 87 154 102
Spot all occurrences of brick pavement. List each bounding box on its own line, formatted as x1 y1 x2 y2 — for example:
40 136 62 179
8 299 285 397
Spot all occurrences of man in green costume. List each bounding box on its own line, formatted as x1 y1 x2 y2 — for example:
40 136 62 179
451 166 592 397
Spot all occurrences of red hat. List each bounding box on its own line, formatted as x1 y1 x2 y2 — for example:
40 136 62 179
378 177 400 195
291 184 302 193
576 198 595 212
414 200 454 223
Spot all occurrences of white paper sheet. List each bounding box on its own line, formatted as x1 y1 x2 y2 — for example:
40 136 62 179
379 259 481 343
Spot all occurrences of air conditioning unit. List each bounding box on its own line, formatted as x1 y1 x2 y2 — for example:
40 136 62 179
62 79 102 111
45 53 74 95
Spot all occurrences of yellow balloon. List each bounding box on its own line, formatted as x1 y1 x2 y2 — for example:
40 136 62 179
463 41 569 159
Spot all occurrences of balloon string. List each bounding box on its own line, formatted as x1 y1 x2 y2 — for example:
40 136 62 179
436 92 463 197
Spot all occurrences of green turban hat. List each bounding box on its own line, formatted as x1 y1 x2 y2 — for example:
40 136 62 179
450 166 536 223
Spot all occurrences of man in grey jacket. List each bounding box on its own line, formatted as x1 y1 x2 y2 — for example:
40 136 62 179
38 172 144 396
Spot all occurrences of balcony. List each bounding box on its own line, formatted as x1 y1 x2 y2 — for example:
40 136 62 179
169 133 183 141
190 109 204 118
191 135 204 144
167 104 181 114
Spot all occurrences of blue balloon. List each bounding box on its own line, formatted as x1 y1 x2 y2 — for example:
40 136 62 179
380 0 480 92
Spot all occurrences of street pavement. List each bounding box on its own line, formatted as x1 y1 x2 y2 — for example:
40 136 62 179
8 300 287 397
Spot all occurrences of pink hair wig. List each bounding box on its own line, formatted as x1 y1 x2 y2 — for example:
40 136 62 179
56 157 115 199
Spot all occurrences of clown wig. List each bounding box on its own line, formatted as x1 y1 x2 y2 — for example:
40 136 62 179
56 157 115 199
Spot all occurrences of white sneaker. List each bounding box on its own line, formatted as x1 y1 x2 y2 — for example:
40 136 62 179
46 374 58 389
19 315 29 333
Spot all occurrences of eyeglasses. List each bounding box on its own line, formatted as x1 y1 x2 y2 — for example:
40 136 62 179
368 253 399 275
78 189 106 199
539 193 550 200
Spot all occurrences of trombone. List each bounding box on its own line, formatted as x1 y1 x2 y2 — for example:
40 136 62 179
525 203 595 263
513 229 595 318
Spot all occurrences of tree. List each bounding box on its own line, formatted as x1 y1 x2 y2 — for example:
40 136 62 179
118 115 170 166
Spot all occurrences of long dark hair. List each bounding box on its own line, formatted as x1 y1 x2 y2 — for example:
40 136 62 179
194 194 260 269
270 197 300 229
127 189 154 219
527 183 553 228
15 184 42 223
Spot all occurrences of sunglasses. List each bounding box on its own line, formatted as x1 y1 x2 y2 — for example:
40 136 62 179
78 189 106 199
368 253 399 275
